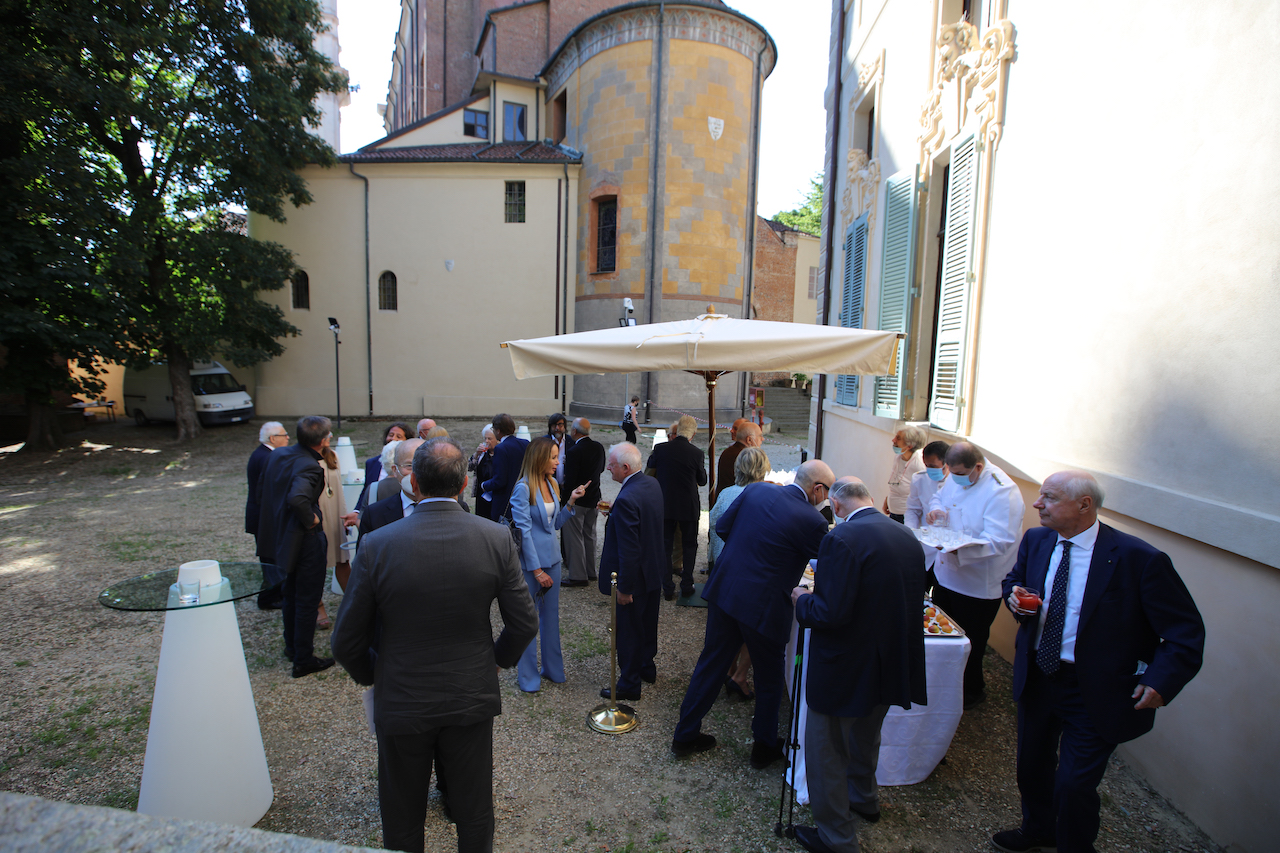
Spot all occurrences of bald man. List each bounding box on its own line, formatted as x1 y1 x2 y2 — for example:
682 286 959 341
673 460 834 769
415 418 437 439
714 419 756 504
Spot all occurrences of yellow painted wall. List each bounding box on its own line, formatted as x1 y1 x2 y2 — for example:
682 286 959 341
792 232 820 324
378 97 491 147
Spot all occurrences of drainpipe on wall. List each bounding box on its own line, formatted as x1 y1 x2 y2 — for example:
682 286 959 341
642 1 666 423
348 163 373 416
814 0 848 459
555 176 562 402
739 43 765 419
563 161 571 414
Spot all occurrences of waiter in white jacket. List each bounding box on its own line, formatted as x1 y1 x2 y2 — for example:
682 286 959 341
905 440 951 590
926 441 1024 709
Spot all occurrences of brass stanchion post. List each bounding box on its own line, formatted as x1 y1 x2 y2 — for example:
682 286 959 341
587 572 638 733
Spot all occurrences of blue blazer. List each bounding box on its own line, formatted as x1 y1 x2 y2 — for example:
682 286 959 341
510 478 573 572
481 435 528 522
354 455 382 512
245 443 272 536
598 473 666 597
796 508 927 717
256 443 325 581
707 482 828 644
357 490 406 545
1002 523 1205 744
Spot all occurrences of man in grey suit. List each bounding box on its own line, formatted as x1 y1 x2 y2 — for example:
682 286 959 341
333 438 538 853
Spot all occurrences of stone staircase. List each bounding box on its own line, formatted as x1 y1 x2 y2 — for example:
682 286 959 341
759 386 812 436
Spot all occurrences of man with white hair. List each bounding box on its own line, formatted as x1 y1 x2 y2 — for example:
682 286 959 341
993 471 1203 853
358 438 424 544
646 414 707 600
597 442 666 700
926 441 1025 709
247 421 289 609
415 417 437 439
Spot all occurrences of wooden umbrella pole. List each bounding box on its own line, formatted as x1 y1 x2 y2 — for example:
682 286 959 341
706 372 717 497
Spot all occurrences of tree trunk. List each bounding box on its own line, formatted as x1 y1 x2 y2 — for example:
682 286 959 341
167 348 202 441
22 398 66 451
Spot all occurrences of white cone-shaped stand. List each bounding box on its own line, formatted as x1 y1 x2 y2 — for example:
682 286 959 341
137 562 273 826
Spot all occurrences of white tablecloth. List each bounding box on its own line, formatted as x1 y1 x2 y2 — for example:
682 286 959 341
784 619 970 800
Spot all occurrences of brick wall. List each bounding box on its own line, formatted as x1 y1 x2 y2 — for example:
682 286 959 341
489 3 550 81
751 217 799 383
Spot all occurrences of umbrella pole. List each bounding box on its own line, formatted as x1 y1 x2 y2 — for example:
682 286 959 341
705 372 716 497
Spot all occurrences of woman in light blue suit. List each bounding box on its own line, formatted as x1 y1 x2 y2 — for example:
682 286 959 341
510 436 588 692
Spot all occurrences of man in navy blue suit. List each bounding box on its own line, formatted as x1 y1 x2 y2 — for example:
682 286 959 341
993 471 1204 853
788 477 927 853
597 442 666 700
357 438 423 544
646 415 707 599
671 459 834 768
481 413 528 523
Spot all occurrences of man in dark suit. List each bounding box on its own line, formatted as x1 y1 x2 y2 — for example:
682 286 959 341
672 459 834 768
788 477 927 853
480 413 527 523
597 442 666 700
333 438 538 853
247 421 289 609
713 419 763 505
358 438 423 543
256 415 333 678
646 415 707 599
993 471 1204 853
561 418 605 586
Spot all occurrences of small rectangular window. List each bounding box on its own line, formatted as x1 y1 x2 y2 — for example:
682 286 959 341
503 102 527 141
505 181 526 223
464 108 488 139
808 266 820 300
596 198 617 272
378 271 398 311
292 271 310 310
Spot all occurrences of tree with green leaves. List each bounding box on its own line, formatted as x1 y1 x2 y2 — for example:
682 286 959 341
772 173 823 237
1 0 345 443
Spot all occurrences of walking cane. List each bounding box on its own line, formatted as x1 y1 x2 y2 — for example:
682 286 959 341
587 572 638 734
775 625 807 839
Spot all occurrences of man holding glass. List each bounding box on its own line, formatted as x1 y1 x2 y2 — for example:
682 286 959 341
925 441 1024 709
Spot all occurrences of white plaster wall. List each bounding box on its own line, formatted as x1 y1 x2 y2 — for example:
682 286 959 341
378 97 491 147
250 161 578 418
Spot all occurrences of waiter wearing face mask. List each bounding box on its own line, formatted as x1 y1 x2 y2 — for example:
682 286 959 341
926 441 1025 710
905 440 951 592
357 438 425 544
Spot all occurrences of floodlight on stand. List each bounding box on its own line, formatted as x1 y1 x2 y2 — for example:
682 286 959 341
328 318 341 432
587 572 638 734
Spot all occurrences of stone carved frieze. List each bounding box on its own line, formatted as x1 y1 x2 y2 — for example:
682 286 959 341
918 19 1016 171
840 148 881 236
546 5 777 96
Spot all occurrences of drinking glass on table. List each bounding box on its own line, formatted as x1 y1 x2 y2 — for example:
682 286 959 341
929 510 951 547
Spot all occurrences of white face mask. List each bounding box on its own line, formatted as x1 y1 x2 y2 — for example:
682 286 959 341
400 473 415 497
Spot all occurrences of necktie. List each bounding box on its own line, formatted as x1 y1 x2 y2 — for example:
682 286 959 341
1036 540 1073 675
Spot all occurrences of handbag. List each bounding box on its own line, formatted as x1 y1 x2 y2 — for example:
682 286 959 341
497 509 523 558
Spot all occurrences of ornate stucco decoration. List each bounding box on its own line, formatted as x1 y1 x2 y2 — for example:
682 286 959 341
918 19 1016 171
840 148 881 236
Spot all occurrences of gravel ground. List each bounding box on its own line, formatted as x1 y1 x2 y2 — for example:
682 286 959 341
0 417 1223 853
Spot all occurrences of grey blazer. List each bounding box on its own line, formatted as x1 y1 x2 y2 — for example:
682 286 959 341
332 500 539 734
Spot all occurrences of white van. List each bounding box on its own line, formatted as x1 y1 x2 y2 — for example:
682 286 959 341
124 361 255 426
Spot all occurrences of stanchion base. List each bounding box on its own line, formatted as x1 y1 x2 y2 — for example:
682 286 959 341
587 702 638 734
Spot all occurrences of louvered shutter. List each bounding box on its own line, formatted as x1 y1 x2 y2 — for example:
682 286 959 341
874 167 919 419
929 134 979 432
835 213 868 406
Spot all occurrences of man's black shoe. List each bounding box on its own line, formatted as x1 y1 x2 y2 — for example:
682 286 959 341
750 736 787 769
792 826 837 853
561 579 589 587
852 805 880 823
991 828 1057 852
599 686 641 701
292 656 335 678
671 733 717 757
964 691 988 710
664 590 676 601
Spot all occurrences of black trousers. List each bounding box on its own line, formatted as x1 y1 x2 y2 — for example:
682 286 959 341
931 583 1001 700
281 529 326 661
615 588 660 691
378 718 494 853
622 422 637 443
1017 664 1117 852
663 517 699 596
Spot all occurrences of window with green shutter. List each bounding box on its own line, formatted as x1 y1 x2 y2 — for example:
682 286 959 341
874 167 919 419
835 213 869 407
929 134 980 432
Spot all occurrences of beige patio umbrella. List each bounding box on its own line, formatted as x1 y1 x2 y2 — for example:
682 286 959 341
502 310 902 495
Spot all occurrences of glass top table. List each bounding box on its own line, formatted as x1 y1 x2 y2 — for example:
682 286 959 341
99 562 279 612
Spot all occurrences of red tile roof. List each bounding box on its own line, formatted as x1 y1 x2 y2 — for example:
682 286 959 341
341 141 581 164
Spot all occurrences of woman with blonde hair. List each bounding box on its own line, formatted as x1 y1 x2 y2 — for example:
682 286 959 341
316 445 358 628
509 435 587 692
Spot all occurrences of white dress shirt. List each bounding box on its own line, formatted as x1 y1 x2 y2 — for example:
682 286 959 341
887 452 926 514
927 462 1025 599
1033 519 1100 663
905 469 944 571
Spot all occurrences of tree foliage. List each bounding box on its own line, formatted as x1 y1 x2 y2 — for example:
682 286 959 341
0 0 346 444
772 174 824 237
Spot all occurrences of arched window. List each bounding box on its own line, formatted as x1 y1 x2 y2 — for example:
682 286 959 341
291 270 310 309
378 271 398 310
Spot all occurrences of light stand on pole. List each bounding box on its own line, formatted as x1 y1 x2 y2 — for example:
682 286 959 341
619 298 636 423
328 318 341 432
587 572 638 734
